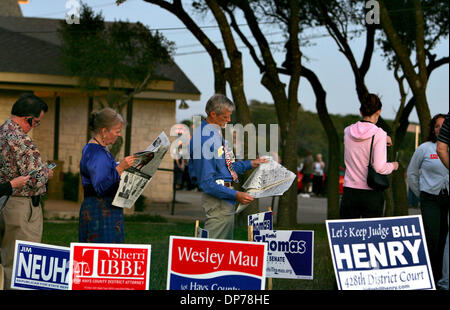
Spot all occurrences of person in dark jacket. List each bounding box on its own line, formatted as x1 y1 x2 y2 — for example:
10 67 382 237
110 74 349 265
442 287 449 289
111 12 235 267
0 176 30 197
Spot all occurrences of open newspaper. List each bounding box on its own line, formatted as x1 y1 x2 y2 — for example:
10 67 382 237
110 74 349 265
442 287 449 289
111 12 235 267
112 132 170 209
236 156 296 214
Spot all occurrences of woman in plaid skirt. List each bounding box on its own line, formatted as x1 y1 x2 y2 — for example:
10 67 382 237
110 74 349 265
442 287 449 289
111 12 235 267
79 108 136 243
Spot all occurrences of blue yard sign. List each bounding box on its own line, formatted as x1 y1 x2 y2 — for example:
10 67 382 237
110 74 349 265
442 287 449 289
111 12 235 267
256 230 314 279
197 227 209 238
248 211 273 241
11 240 70 290
326 215 435 290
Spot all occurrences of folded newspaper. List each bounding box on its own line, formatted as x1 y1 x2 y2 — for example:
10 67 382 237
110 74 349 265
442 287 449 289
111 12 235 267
112 132 170 209
236 156 296 214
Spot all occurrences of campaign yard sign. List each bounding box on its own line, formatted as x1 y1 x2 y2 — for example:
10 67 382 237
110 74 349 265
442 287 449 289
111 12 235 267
11 240 70 290
326 215 435 290
197 227 209 238
167 236 267 290
248 211 273 241
69 243 151 290
256 230 314 279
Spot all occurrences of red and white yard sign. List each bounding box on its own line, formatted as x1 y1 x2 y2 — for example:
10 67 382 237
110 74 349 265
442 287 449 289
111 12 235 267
69 243 151 290
167 236 267 290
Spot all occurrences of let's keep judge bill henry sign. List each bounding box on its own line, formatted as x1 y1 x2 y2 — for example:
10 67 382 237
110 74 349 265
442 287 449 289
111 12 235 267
167 236 267 290
326 215 435 290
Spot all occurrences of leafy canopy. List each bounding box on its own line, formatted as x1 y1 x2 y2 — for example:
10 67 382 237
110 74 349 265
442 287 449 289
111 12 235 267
58 4 174 92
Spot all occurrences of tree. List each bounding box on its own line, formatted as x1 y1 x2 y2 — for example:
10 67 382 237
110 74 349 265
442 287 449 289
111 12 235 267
308 0 448 216
117 0 252 125
379 0 449 142
59 4 173 157
217 0 303 227
117 0 304 226
301 0 380 218
377 0 449 215
301 66 341 219
116 0 260 223
226 0 342 219
311 0 378 104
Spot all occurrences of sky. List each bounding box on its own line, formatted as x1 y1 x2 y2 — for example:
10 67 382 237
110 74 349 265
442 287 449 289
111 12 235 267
18 0 449 124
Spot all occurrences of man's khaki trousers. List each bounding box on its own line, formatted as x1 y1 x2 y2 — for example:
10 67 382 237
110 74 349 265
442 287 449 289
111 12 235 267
0 197 43 290
201 193 235 240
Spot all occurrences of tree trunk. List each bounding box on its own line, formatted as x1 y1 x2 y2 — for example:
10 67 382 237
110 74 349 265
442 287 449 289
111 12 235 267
234 0 301 227
205 0 253 127
279 0 302 227
204 0 258 226
389 52 450 214
277 106 299 228
315 2 379 218
143 0 228 95
379 0 431 141
301 66 340 219
392 164 408 215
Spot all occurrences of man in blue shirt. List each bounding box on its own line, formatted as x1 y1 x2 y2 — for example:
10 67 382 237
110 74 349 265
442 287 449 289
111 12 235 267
189 94 267 239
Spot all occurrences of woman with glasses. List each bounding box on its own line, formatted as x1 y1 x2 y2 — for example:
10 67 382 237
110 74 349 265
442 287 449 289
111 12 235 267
79 108 136 243
407 114 449 287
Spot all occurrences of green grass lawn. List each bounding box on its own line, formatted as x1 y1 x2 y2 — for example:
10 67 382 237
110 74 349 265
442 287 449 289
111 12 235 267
42 216 336 290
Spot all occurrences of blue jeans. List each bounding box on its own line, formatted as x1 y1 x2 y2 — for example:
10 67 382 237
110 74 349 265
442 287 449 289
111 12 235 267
420 191 449 286
438 214 449 290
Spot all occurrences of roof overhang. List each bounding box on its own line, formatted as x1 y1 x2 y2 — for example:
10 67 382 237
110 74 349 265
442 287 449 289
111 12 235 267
0 71 200 100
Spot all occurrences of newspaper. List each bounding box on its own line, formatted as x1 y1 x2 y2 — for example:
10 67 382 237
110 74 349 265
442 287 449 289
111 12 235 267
112 132 170 209
236 156 296 214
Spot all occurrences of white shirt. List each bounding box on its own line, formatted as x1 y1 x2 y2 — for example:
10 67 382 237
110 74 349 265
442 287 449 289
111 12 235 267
407 141 449 197
313 162 324 176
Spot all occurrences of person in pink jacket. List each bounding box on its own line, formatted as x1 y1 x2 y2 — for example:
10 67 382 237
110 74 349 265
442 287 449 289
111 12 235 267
340 94 399 218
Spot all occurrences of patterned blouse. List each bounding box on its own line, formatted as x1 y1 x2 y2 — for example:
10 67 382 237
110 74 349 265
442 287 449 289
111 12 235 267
0 118 49 197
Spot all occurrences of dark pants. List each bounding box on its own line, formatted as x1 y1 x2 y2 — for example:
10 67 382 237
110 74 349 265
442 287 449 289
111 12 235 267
313 175 323 196
340 187 385 219
420 191 449 284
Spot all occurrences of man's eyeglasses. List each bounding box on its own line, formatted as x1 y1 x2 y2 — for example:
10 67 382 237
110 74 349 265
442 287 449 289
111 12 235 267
26 117 40 128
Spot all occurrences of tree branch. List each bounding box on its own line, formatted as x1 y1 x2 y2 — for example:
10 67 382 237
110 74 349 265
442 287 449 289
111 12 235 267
316 0 368 102
223 5 265 72
413 0 428 87
359 24 376 79
142 0 227 93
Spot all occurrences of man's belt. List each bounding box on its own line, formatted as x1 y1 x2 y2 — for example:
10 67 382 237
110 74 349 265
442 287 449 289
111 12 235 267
215 179 233 188
8 195 40 207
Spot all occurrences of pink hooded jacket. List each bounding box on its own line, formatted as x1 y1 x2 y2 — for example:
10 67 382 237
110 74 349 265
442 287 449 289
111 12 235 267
343 121 395 190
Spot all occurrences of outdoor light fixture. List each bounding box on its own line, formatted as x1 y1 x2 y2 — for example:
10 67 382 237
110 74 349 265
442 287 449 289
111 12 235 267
178 100 189 110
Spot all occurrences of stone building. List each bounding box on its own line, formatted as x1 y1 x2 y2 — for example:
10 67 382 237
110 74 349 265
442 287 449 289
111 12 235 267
0 4 200 205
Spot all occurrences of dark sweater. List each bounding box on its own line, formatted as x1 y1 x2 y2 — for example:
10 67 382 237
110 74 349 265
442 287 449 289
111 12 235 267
0 181 13 196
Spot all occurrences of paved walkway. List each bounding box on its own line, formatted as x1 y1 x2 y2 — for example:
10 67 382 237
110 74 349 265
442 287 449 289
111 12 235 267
44 190 421 224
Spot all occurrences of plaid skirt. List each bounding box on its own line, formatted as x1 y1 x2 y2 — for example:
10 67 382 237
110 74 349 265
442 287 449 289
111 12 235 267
79 196 124 243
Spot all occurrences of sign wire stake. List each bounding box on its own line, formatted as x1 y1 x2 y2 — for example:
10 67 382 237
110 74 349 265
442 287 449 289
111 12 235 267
194 220 199 238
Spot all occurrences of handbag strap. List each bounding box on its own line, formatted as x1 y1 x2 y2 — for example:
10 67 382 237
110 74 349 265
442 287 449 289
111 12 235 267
368 135 375 167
